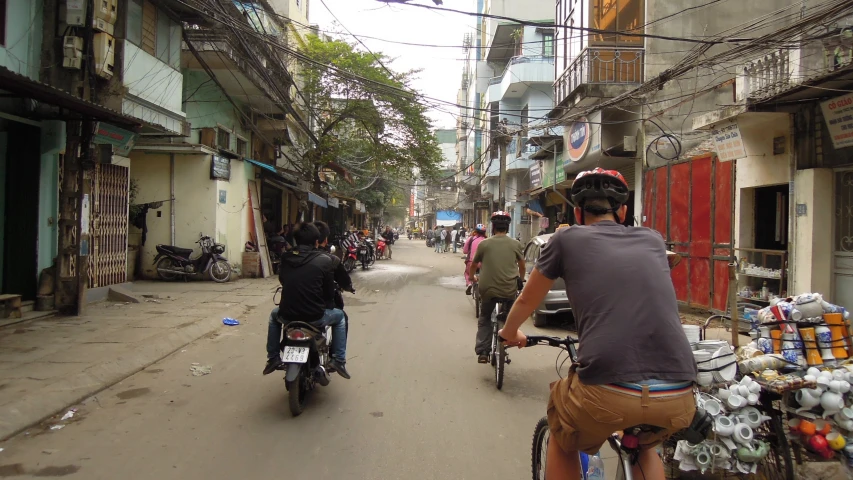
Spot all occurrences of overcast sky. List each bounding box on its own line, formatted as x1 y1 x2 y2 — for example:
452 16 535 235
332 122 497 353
310 0 475 130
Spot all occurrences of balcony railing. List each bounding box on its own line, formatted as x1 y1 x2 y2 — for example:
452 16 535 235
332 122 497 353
739 34 852 101
555 47 644 104
489 55 555 85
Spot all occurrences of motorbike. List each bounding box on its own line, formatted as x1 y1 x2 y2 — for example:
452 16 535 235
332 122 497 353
273 285 354 416
426 236 434 248
344 243 358 273
154 234 231 283
358 239 376 270
268 237 288 274
407 232 412 240
376 238 388 259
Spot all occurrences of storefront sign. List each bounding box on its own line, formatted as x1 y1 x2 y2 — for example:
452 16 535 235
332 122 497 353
711 121 747 162
821 94 853 149
409 192 415 216
94 122 138 156
566 117 591 162
473 200 490 209
520 215 531 225
327 197 340 208
530 162 542 188
211 155 230 180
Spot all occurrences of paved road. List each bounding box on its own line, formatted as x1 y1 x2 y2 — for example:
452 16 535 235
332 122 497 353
0 239 595 480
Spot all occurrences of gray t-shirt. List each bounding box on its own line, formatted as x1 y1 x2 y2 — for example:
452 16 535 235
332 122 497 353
536 221 697 385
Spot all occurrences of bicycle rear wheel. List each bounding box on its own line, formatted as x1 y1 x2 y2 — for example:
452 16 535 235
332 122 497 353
531 417 549 480
755 401 795 480
496 337 505 390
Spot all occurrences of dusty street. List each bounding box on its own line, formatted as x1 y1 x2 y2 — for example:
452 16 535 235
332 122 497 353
0 239 586 480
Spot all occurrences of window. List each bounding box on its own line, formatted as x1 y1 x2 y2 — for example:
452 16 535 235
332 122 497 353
127 0 142 45
542 32 554 57
591 0 644 45
236 137 247 156
217 128 231 150
0 0 6 46
127 0 180 68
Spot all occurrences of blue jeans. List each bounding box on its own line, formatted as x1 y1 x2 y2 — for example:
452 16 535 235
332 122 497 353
267 307 348 363
435 239 443 253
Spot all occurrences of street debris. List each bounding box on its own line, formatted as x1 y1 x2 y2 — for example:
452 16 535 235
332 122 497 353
0 447 4 453
222 318 240 326
49 425 64 431
190 363 212 376
60 409 76 421
145 299 161 304
42 449 58 455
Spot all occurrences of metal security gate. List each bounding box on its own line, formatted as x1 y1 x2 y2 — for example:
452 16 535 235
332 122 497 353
642 154 734 311
88 163 129 288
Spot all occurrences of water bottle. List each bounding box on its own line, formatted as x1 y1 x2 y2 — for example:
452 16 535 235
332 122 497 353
586 452 605 480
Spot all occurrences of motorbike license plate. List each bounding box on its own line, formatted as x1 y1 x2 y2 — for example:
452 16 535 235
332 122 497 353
282 346 309 363
359 249 367 254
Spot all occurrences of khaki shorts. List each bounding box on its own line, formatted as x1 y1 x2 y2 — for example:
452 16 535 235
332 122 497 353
546 366 696 455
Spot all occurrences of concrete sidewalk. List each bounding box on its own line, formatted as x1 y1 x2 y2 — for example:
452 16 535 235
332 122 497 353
0 278 278 440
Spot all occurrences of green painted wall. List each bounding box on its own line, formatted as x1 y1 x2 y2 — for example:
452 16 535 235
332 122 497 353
0 0 43 79
182 70 251 148
0 132 6 288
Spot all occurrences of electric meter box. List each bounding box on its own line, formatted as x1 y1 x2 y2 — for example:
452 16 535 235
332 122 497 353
65 0 87 26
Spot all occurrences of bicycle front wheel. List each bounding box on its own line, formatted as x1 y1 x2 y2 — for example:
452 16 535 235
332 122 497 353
531 417 549 480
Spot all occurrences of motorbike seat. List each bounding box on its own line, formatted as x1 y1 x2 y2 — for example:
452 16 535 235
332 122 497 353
156 244 194 257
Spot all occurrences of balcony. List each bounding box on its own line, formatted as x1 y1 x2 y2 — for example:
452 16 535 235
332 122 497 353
555 47 644 108
738 32 853 103
488 56 555 101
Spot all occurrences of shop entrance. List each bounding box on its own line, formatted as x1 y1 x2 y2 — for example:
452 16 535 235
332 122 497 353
834 171 853 312
261 182 283 235
753 185 788 251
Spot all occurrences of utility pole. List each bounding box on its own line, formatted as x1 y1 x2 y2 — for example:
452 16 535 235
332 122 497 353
496 118 511 209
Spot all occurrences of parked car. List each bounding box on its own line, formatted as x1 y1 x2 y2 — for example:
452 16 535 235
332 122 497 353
523 234 572 327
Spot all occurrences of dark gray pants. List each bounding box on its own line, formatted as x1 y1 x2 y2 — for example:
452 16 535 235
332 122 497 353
475 296 515 355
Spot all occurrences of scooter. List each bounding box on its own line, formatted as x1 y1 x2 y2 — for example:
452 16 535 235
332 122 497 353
154 234 231 283
375 238 388 260
358 239 376 269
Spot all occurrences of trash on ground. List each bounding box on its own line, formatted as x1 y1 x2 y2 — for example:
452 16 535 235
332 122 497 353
0 447 4 452
59 409 77 421
49 425 64 431
222 318 240 326
146 299 161 304
42 449 58 455
190 363 212 376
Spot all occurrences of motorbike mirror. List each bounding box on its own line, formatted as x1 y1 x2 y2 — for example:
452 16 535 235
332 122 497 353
330 245 336 254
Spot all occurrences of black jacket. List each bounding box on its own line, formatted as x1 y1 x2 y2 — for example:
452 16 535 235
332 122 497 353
277 245 335 322
381 230 394 242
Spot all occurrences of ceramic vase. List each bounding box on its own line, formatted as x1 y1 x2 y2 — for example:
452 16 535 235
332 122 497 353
815 326 836 365
799 327 823 366
781 333 806 368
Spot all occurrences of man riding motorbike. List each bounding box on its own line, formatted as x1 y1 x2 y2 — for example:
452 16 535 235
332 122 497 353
498 168 696 480
463 224 487 295
469 212 525 363
263 222 351 379
314 221 355 309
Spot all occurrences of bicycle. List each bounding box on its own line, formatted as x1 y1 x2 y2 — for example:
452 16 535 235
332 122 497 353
489 296 517 390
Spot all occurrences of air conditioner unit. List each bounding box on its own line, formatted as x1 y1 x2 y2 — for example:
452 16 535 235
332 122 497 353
93 33 115 79
65 0 86 27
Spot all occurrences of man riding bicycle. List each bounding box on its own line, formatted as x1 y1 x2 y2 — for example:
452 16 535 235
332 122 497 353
469 211 525 364
499 168 696 480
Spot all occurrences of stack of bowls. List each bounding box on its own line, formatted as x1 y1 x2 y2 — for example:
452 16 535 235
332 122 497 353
693 350 714 386
683 325 702 347
697 340 728 353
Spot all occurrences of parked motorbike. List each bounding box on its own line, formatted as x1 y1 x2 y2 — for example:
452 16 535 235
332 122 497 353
426 237 435 248
268 237 289 274
344 243 358 273
154 235 231 283
273 286 354 416
358 239 376 270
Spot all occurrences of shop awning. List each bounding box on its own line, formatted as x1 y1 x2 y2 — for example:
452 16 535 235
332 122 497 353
308 192 328 208
245 158 278 175
0 66 143 129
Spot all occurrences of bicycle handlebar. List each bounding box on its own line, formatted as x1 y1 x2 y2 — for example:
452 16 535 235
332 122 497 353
524 335 578 349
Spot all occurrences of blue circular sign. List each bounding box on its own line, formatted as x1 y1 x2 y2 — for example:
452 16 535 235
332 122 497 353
567 117 590 162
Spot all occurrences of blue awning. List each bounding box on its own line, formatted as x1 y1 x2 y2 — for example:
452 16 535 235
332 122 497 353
245 158 277 174
308 192 328 208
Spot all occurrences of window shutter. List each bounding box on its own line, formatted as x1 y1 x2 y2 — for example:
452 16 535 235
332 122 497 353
141 0 156 56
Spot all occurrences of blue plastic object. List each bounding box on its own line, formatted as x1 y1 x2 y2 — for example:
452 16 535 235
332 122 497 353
223 318 240 326
580 452 590 480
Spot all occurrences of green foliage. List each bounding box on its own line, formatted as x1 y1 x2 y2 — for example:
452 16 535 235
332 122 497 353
299 35 443 188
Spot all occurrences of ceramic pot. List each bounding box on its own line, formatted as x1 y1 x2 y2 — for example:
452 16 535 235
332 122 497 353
827 432 847 451
821 391 845 417
715 415 735 436
796 388 822 410
738 407 771 429
829 325 849 359
734 423 754 445
815 419 833 436
770 329 782 353
788 417 802 433
782 333 806 368
799 419 817 436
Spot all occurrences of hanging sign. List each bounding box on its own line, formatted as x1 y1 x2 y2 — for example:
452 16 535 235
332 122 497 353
211 155 231 180
566 117 591 162
529 162 542 188
821 94 853 150
711 120 747 162
94 122 138 156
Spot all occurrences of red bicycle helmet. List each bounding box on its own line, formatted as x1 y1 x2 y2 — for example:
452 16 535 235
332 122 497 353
570 167 630 207
490 211 511 224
